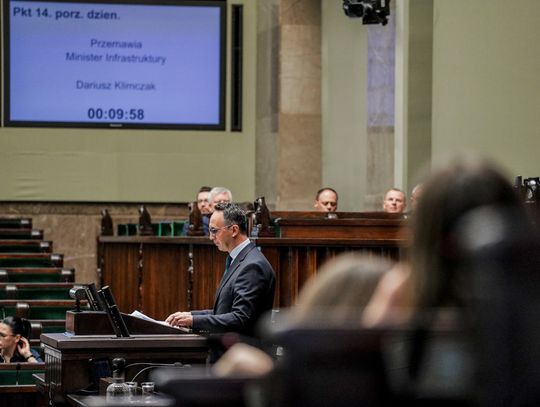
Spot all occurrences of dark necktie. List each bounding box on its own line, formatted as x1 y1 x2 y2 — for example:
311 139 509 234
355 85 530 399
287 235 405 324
225 255 232 274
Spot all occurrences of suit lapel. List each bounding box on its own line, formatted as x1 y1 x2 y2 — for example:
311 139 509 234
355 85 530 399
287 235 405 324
213 242 254 310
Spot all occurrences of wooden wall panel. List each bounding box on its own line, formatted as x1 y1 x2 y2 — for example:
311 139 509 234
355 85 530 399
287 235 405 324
99 242 139 313
141 243 190 320
191 245 227 311
258 246 281 308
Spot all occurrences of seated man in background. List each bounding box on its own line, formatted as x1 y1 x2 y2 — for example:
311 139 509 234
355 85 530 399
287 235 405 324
409 184 423 211
208 187 233 212
196 186 213 215
313 187 338 212
382 188 407 213
183 186 212 236
404 184 423 219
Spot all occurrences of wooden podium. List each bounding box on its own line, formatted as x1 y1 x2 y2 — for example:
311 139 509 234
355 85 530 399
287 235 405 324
64 310 189 336
41 312 208 405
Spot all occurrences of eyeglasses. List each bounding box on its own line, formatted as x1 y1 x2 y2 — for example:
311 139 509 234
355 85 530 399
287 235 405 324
209 224 234 236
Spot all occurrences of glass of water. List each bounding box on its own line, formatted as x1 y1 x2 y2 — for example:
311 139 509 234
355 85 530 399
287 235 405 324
141 381 155 397
125 381 137 398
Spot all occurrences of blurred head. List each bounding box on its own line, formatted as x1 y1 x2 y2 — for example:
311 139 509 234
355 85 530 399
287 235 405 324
209 202 247 252
410 153 522 309
291 254 393 325
410 184 423 211
0 316 30 355
314 188 338 212
208 187 233 212
197 186 212 215
383 189 406 213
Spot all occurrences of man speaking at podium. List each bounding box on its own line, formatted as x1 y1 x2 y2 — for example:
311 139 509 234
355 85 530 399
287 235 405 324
166 202 276 360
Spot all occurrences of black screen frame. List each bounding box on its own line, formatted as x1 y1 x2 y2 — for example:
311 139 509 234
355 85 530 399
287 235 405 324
2 0 227 130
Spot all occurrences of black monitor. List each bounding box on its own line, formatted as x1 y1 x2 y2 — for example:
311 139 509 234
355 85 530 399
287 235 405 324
98 285 130 337
85 283 106 311
2 0 226 130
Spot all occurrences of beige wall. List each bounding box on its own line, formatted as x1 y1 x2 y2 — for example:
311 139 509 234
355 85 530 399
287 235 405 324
431 0 540 177
0 0 258 204
321 0 369 211
275 0 322 210
405 0 433 188
255 0 279 206
2 1 539 204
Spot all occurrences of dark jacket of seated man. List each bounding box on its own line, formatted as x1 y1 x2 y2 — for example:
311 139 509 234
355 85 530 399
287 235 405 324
166 202 276 341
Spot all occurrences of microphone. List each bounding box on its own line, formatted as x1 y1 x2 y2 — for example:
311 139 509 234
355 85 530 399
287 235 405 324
69 287 87 312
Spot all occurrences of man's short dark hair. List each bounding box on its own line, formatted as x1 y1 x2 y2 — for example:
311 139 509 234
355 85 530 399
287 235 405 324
316 187 338 200
214 202 247 234
199 186 212 193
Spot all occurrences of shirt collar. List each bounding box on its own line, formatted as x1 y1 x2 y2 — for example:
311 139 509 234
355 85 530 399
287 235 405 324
229 238 251 262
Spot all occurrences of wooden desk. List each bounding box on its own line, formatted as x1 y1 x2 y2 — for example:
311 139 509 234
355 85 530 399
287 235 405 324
274 217 406 239
40 333 208 404
98 217 407 316
67 394 174 407
257 237 405 307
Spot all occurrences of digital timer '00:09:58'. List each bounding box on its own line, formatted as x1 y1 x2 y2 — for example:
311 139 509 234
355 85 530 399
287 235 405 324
87 108 145 120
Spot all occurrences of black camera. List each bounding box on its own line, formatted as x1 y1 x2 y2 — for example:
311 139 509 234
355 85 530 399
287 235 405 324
342 0 391 26
524 177 540 202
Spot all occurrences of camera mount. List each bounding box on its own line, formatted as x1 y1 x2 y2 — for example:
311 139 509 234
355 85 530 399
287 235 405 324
342 0 391 26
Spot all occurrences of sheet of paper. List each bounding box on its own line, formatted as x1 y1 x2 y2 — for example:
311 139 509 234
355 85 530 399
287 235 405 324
130 310 189 333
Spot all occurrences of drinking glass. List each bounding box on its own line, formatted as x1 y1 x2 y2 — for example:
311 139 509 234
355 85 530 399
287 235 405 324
141 382 155 397
125 381 137 398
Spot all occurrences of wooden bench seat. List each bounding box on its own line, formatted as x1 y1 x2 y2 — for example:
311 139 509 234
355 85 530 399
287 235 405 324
0 240 52 253
34 319 68 333
0 299 79 320
0 283 81 300
0 229 43 240
0 218 32 229
0 363 46 407
0 363 45 385
0 217 74 366
0 253 63 268
0 268 75 283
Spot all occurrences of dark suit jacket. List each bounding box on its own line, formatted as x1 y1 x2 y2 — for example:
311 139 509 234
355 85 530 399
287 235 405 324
191 241 276 337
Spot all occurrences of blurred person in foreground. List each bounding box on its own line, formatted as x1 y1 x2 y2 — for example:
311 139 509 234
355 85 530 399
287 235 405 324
363 153 539 405
213 253 392 376
364 154 525 326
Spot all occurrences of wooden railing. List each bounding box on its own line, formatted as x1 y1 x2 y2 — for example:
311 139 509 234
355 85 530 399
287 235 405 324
98 214 408 319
